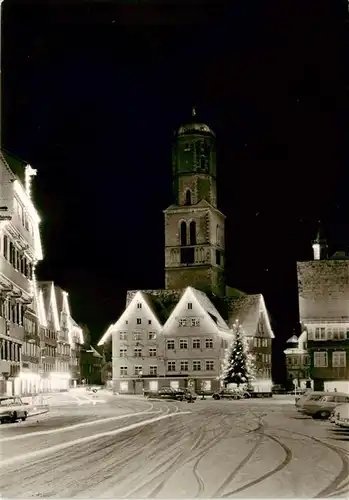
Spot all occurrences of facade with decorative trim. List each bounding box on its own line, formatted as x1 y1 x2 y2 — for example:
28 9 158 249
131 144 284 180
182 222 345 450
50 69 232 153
98 113 274 394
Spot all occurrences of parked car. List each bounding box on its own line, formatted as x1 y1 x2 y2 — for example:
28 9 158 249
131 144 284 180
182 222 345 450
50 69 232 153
295 391 327 409
146 387 196 402
212 389 250 400
272 384 287 394
0 396 29 424
333 403 349 428
299 392 349 419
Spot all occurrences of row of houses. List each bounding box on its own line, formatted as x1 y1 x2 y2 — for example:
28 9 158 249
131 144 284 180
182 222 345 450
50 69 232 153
284 232 349 393
0 150 105 396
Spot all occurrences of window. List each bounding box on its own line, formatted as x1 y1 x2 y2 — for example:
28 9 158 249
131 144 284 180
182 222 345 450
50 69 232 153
120 332 127 340
254 338 258 347
205 360 214 371
320 328 326 340
120 366 128 376
336 396 349 403
134 348 142 358
148 319 152 325
332 351 346 368
188 302 193 310
314 351 328 367
180 360 189 372
315 328 320 340
137 303 142 309
148 332 156 340
180 247 194 264
216 250 220 265
262 338 268 347
3 235 8 259
179 339 188 349
133 332 142 341
193 361 201 371
189 221 196 245
120 348 127 357
178 318 187 327
180 221 187 246
149 365 157 376
120 381 128 391
193 338 201 349
136 318 142 325
185 189 192 206
149 348 157 357
339 330 346 340
134 366 142 376
167 361 176 372
149 380 158 391
205 338 213 349
191 318 200 327
303 355 310 366
167 340 175 350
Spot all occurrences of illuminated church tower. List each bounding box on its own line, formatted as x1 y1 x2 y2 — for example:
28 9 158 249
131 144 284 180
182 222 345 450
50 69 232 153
164 109 226 296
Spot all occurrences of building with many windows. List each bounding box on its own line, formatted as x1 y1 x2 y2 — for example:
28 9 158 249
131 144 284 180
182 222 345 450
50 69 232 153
98 112 274 394
297 231 349 392
0 150 43 396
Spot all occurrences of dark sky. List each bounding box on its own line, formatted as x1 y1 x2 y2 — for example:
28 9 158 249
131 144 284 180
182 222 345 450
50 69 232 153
2 1 347 380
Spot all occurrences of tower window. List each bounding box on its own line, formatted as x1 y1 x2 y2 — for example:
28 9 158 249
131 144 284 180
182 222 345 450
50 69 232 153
189 221 196 245
180 221 187 246
216 250 220 265
185 189 192 205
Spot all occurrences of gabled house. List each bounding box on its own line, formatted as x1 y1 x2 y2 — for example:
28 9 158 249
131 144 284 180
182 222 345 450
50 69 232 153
38 281 83 391
283 332 311 389
297 231 349 392
98 113 274 394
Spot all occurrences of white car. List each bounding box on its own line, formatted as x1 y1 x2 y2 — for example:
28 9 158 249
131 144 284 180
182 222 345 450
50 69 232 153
334 403 349 428
0 396 29 424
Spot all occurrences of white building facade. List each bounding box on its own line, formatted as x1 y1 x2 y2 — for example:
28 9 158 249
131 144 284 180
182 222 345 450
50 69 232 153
0 151 43 396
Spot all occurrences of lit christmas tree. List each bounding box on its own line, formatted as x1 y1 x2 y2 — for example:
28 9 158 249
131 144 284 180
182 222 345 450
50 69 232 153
221 319 256 388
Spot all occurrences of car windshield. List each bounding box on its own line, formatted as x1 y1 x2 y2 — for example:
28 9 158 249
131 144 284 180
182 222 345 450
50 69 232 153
0 398 14 406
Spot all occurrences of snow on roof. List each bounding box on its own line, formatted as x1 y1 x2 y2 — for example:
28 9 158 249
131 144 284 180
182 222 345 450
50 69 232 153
286 335 299 343
297 261 349 320
226 294 274 338
189 287 229 331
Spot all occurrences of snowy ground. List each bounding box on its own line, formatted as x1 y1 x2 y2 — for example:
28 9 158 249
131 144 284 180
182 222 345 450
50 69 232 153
0 391 348 498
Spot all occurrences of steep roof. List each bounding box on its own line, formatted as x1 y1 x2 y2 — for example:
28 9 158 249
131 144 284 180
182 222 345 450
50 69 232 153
190 287 229 331
1 149 26 185
297 260 349 320
225 294 274 338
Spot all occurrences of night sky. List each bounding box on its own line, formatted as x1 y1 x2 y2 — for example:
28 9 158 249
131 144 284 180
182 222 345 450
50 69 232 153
2 1 347 382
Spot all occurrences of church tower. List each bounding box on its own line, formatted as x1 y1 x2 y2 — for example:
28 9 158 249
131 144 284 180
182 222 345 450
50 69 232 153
164 109 226 296
312 222 328 260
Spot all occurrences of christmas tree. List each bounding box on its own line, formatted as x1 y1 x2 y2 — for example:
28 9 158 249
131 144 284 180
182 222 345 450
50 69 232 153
221 319 255 388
